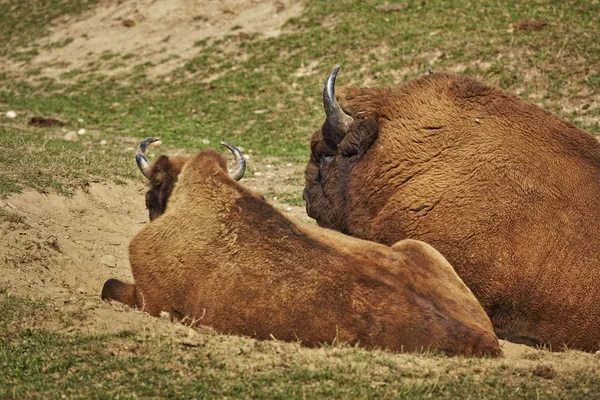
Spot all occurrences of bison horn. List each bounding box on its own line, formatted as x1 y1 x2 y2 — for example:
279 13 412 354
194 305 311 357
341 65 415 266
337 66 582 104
220 142 246 181
429 67 435 75
323 65 355 136
136 137 161 179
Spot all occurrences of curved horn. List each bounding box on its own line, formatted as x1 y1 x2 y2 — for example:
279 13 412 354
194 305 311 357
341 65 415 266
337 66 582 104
428 67 435 75
220 142 246 181
136 137 161 179
323 65 355 136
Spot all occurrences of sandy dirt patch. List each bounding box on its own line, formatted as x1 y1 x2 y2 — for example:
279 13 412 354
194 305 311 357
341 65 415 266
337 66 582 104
28 0 304 78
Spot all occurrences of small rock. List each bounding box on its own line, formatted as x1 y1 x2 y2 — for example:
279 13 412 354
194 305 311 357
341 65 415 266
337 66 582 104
202 139 210 145
253 109 268 114
63 131 78 141
99 140 108 145
6 111 16 118
178 338 200 347
159 311 170 319
122 19 136 27
45 236 60 251
78 118 84 123
100 254 116 267
77 128 86 135
109 102 121 110
76 287 87 294
286 207 292 211
187 328 198 338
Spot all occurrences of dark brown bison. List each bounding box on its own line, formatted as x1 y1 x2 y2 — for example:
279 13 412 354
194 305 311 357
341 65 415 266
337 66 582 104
102 139 501 357
304 66 600 351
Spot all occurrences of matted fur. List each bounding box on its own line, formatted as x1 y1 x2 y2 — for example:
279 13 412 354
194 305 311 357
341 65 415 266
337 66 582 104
102 149 500 357
304 72 600 351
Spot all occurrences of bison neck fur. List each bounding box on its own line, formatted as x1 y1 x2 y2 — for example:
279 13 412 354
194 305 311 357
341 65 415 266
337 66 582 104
103 149 500 357
304 72 600 351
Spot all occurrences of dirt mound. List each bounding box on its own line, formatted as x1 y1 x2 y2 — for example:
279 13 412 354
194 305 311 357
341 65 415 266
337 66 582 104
32 0 304 78
0 183 145 301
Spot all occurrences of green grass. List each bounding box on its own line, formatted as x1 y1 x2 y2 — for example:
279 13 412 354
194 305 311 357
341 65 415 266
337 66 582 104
1 294 598 399
0 0 98 58
0 125 138 196
1 0 599 195
271 191 305 207
0 175 22 197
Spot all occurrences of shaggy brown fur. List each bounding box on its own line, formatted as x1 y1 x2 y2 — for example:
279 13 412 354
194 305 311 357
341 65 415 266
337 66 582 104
143 154 189 221
304 72 600 351
102 149 501 357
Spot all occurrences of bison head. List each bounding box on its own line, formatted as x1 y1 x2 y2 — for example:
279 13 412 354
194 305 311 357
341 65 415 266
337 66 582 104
136 138 246 220
303 66 380 234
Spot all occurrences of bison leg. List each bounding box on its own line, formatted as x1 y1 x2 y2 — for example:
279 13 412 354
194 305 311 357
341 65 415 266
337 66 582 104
101 279 138 308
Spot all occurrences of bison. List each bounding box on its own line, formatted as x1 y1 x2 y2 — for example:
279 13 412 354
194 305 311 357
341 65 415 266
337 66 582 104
102 139 501 357
304 66 600 351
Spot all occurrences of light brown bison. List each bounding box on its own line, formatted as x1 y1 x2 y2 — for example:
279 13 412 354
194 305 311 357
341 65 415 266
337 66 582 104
102 139 501 357
304 66 600 351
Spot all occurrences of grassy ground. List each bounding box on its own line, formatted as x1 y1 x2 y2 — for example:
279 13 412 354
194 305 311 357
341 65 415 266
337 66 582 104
1 0 600 398
1 295 598 399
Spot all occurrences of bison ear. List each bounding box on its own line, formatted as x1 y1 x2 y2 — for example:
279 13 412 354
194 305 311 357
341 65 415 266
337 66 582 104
311 139 336 161
318 117 379 160
148 156 172 185
310 122 339 159
146 155 179 220
338 118 379 158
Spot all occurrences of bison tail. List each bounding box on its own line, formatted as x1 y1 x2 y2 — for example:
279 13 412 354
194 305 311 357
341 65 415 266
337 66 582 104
101 279 138 308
